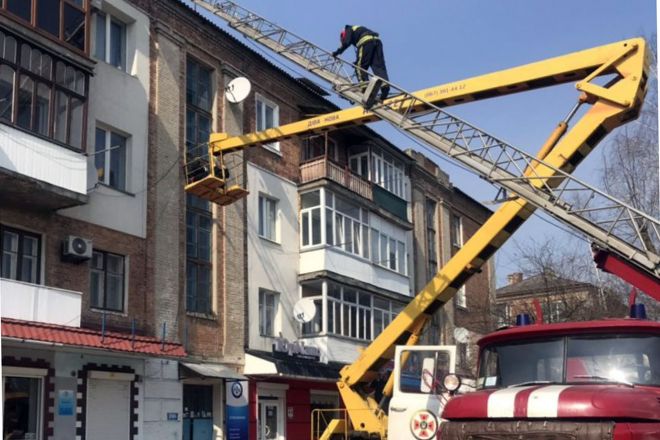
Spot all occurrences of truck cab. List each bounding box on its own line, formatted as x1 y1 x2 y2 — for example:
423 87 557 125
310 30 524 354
387 345 458 440
441 319 660 439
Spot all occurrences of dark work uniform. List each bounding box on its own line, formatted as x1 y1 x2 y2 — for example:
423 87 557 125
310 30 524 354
333 25 390 100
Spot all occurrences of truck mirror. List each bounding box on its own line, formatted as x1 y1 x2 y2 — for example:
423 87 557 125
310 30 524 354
421 357 435 393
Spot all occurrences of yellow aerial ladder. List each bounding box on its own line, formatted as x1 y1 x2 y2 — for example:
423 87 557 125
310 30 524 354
185 1 658 438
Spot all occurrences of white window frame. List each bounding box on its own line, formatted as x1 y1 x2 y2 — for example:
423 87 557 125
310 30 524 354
304 281 405 342
255 93 280 153
455 284 467 309
327 192 369 258
259 289 279 337
93 11 127 71
95 125 128 191
451 214 463 248
370 148 406 199
3 367 46 440
300 190 322 248
370 229 406 275
258 194 279 242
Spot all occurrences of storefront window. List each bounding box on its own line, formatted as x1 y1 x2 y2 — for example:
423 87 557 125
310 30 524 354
3 375 42 440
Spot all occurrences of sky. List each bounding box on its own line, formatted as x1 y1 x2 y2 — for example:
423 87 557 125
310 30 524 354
190 0 658 287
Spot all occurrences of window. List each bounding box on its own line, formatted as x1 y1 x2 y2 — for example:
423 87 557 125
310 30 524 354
300 190 322 247
451 214 463 249
425 199 437 282
370 229 406 275
0 29 87 149
186 57 212 160
300 188 407 271
302 280 404 341
256 94 279 152
93 11 127 70
4 0 88 51
302 134 337 162
370 147 406 199
259 289 278 337
455 285 467 309
185 58 214 315
349 152 369 179
1 225 40 284
90 250 125 312
95 126 127 191
258 194 278 242
301 189 372 258
3 370 44 440
398 349 451 394
186 194 212 314
542 300 565 323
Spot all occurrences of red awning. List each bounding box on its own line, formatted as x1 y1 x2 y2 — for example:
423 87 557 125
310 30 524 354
1 318 186 358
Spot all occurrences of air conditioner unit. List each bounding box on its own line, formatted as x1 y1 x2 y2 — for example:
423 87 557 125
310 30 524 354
62 236 93 262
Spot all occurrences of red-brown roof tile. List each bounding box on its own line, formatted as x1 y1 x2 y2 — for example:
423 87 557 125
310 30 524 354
1 318 186 358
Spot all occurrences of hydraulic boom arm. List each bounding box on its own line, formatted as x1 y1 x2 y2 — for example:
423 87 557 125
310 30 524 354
188 2 657 438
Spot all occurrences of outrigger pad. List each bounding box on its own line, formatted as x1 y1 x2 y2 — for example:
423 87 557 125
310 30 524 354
363 77 384 109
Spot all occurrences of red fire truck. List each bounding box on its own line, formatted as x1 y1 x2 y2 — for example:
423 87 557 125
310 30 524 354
441 307 660 439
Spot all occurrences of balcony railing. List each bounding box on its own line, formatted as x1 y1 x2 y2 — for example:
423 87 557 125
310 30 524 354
300 158 372 200
0 278 82 327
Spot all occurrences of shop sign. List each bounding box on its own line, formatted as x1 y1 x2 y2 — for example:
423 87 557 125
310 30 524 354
272 338 320 360
57 390 75 416
226 380 249 440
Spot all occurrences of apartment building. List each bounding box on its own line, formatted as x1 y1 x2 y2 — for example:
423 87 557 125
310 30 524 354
133 1 497 438
0 1 184 440
407 149 496 376
1 1 497 439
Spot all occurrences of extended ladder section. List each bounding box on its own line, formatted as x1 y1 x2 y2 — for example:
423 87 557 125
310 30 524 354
192 1 658 437
192 0 658 283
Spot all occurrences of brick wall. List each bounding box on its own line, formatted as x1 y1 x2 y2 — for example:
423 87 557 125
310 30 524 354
0 206 150 334
134 0 340 366
407 149 495 347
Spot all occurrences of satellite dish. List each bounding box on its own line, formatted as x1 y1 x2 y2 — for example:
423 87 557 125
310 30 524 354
293 298 317 324
225 77 251 104
453 327 470 344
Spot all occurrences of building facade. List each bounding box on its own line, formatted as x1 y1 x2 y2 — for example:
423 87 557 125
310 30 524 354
495 272 610 326
1 1 497 439
407 149 496 376
0 1 185 440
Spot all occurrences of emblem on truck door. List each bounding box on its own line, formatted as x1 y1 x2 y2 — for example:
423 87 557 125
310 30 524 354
410 410 438 439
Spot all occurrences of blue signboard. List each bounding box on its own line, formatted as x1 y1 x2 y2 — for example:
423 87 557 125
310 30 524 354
226 380 248 440
58 390 75 416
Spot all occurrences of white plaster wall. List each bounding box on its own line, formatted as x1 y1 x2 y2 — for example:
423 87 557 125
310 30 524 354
247 163 300 352
143 359 183 440
61 0 150 238
52 350 145 440
0 278 82 326
0 124 87 194
299 248 412 296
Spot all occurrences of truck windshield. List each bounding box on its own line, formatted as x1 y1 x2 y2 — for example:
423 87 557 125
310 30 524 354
478 334 660 388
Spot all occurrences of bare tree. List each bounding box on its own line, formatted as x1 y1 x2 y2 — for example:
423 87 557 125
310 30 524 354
503 35 658 316
600 35 658 246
